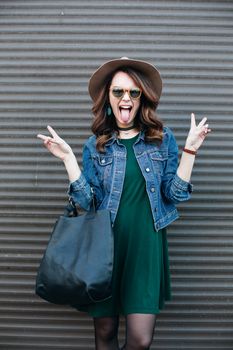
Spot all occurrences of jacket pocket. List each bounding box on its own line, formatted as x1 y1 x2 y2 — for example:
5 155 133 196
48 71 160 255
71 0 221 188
149 150 168 175
94 155 113 183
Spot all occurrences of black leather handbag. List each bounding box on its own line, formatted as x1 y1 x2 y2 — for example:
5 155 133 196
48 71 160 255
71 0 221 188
35 199 114 308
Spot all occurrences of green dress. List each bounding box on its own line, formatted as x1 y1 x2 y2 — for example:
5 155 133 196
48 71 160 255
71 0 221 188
84 134 171 317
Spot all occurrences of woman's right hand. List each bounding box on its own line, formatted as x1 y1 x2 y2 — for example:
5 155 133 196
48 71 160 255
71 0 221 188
37 125 74 162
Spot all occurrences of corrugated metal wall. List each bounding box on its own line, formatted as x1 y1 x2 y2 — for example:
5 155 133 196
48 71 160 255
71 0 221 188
0 1 232 349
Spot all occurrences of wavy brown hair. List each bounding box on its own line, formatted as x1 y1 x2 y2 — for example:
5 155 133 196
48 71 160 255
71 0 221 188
91 67 163 152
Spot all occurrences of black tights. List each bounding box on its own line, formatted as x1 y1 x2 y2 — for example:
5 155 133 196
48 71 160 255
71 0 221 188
94 317 119 350
93 314 156 350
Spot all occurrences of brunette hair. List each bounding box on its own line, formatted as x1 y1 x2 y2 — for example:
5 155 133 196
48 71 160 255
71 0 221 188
91 67 163 152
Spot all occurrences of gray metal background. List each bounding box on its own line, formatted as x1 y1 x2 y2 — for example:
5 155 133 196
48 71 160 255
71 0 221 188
0 0 232 349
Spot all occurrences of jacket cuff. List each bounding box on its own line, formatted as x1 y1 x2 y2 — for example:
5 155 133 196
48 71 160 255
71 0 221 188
173 173 193 193
68 173 87 195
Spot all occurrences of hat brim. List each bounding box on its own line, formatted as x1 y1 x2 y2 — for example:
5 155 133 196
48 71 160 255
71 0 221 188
88 57 162 102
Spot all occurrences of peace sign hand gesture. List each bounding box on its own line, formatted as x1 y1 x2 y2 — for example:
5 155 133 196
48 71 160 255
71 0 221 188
37 126 74 161
185 113 211 152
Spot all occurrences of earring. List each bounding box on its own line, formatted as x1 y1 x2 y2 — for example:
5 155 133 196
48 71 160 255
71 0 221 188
106 105 112 117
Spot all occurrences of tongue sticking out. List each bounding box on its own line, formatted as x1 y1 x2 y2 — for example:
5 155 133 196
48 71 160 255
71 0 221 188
120 108 131 123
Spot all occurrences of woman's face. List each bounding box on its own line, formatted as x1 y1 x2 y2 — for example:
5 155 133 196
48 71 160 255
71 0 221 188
109 71 141 128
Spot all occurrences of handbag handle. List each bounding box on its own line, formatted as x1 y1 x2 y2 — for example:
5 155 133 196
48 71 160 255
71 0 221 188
65 188 96 218
63 198 78 217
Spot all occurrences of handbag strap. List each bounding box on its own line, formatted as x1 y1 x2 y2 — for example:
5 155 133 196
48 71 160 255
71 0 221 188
65 189 96 218
63 198 78 217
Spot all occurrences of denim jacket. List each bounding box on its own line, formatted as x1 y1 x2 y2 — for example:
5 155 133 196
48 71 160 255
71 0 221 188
68 127 193 231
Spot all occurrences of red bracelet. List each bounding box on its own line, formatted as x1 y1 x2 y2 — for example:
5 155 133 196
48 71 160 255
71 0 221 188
183 148 197 155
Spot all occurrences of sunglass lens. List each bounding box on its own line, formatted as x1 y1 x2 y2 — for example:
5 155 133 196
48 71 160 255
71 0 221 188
112 88 124 98
130 89 141 99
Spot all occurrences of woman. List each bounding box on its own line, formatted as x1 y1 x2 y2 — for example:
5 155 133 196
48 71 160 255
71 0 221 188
37 57 211 350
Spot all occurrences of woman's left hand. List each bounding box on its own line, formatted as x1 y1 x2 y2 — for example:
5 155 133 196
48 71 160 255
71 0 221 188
184 113 211 152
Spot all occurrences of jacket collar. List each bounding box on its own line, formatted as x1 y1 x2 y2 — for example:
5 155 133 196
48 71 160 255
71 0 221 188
105 130 145 147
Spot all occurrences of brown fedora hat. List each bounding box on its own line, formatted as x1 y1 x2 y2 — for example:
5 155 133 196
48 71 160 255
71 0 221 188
88 57 162 102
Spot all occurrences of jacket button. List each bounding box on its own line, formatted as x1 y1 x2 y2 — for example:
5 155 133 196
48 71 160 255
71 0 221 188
101 159 106 164
146 167 150 172
150 187 155 192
